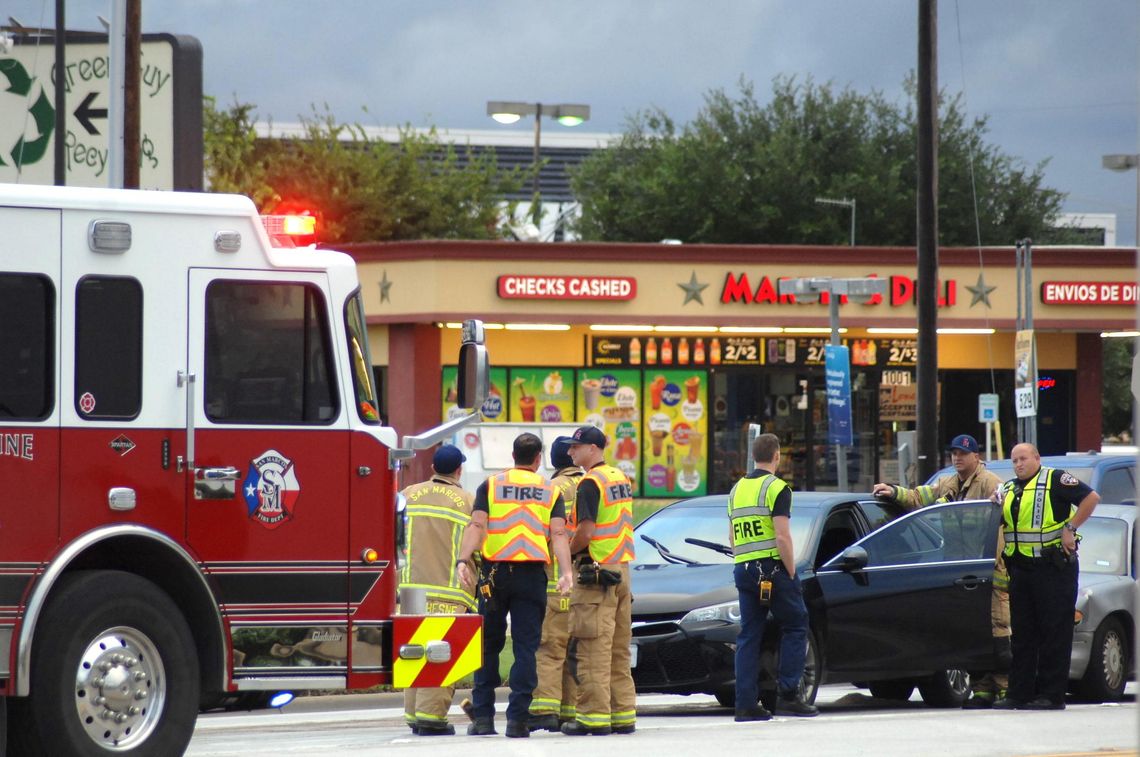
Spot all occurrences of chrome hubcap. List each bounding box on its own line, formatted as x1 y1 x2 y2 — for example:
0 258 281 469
75 627 166 750
1102 630 1125 690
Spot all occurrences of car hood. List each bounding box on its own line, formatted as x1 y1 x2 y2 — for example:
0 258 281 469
630 563 736 617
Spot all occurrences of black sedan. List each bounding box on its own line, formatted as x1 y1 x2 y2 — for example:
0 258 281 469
630 493 1000 708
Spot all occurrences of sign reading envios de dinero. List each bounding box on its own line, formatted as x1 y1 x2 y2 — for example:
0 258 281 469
0 33 201 190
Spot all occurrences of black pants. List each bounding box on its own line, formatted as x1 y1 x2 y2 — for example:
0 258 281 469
1007 555 1078 703
471 561 547 723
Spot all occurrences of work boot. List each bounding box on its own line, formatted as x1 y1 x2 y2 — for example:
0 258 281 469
466 718 497 736
1023 697 1065 711
613 723 636 734
962 693 994 710
505 720 530 738
734 705 772 722
561 721 612 736
775 692 819 717
527 713 560 732
991 697 1022 710
415 721 455 736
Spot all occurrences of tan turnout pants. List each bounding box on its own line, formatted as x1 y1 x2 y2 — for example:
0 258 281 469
402 599 467 728
530 593 578 720
567 563 635 730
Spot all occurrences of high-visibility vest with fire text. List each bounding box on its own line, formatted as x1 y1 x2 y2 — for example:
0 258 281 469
482 468 554 562
584 465 634 564
728 473 788 563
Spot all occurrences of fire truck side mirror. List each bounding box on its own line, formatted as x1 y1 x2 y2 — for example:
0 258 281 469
457 319 489 410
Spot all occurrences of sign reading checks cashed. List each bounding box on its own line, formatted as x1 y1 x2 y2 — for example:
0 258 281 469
497 275 637 301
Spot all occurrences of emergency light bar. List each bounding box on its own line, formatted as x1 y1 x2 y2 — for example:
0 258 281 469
260 214 316 237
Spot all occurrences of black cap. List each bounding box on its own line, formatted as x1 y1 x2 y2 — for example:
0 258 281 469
551 437 575 468
432 444 466 474
567 425 607 449
947 434 980 454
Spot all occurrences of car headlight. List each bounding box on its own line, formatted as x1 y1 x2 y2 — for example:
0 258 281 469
680 600 741 627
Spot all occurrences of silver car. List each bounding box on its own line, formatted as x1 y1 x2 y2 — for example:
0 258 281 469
1070 503 1136 701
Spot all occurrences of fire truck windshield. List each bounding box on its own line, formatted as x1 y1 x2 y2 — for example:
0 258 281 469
345 290 381 424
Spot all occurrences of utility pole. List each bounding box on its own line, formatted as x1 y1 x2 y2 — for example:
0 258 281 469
124 0 141 188
915 0 940 483
53 0 65 185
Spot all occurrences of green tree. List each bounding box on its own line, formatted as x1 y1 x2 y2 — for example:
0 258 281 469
203 98 523 244
1102 338 1136 440
570 76 1065 245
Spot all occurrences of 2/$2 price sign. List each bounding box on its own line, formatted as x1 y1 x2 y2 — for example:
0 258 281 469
0 34 202 189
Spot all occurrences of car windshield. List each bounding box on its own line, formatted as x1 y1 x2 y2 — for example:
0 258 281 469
632 503 813 566
1078 517 1131 577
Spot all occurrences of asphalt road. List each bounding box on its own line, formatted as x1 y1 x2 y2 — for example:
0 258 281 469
187 683 1139 756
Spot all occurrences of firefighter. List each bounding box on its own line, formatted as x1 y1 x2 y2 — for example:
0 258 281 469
562 425 637 736
528 437 583 732
456 433 574 738
873 433 1010 708
729 433 817 720
398 444 475 736
993 443 1099 711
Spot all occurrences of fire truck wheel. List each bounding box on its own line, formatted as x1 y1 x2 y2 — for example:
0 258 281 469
8 570 199 757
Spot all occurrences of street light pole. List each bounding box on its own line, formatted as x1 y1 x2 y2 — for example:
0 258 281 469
814 196 856 246
487 101 591 229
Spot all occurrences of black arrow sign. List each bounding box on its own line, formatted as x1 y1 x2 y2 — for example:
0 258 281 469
74 92 108 135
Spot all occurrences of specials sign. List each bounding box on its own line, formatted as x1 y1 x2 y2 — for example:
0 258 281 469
497 275 636 301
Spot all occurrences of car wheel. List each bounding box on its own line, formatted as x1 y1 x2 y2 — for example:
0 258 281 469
917 669 970 708
867 680 915 701
1075 617 1129 702
759 631 820 712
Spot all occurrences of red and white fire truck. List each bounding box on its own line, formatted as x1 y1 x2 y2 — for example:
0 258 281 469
0 183 486 756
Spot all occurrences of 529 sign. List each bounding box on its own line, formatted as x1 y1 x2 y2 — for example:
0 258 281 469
1014 386 1036 418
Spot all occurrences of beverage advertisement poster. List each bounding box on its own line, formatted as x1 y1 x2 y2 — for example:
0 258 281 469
641 369 708 497
441 365 508 423
508 368 575 423
576 368 641 495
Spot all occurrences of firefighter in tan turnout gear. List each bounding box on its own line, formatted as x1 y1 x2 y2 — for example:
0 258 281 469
398 444 475 735
873 433 1009 707
562 425 637 736
528 437 584 732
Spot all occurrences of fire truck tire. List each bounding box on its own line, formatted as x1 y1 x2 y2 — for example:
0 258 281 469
7 570 199 757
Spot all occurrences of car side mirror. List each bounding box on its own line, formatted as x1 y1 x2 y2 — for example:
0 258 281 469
836 545 869 571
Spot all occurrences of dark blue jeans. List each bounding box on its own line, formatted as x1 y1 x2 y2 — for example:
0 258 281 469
472 561 547 723
734 558 809 707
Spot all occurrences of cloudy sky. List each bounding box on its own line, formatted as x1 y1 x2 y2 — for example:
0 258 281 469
8 0 1139 244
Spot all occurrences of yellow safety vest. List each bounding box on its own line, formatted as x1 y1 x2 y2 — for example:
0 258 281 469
584 465 634 564
1002 467 1069 558
547 467 582 595
482 468 554 562
728 473 788 563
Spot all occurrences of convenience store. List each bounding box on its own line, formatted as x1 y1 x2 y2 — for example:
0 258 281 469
344 240 1136 494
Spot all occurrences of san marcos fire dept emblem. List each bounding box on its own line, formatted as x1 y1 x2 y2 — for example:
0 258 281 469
242 450 300 529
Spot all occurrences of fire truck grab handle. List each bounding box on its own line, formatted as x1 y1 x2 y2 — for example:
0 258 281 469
197 467 241 481
177 370 197 472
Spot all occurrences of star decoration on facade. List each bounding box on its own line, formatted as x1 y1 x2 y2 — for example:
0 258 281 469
966 271 996 308
678 271 709 305
379 271 393 304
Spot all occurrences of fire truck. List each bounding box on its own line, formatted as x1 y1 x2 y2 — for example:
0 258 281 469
0 183 487 756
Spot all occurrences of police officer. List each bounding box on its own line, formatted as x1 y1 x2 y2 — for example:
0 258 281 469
455 433 573 738
873 433 1010 708
528 437 583 732
992 443 1099 711
398 444 474 735
562 425 637 736
729 433 817 721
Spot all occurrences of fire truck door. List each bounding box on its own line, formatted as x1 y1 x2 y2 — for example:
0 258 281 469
186 269 352 672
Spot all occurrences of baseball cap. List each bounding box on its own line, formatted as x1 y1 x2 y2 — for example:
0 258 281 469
550 437 574 469
432 444 466 474
567 425 607 449
947 434 980 454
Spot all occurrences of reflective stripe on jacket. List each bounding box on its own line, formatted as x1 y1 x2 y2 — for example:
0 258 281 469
728 473 788 562
483 468 555 562
584 465 634 564
1002 467 1070 558
547 467 583 594
399 475 475 610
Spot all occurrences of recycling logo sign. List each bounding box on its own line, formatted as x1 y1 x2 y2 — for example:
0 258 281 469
0 58 54 169
0 37 190 189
